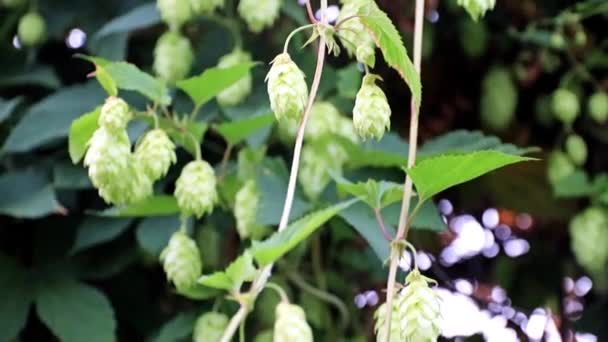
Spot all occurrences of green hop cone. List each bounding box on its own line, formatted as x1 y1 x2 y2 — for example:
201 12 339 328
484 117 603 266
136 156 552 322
174 160 218 218
160 230 202 291
130 164 154 203
552 88 580 125
135 129 176 181
588 92 608 124
353 74 391 140
480 67 517 132
253 330 273 342
547 150 575 185
397 270 442 341
266 53 309 122
193 312 229 342
99 97 131 132
457 0 496 21
154 31 194 83
238 0 280 33
299 144 336 200
569 207 608 278
216 50 253 107
460 19 487 58
305 101 343 140
190 0 224 14
273 302 314 342
565 134 587 166
157 0 193 30
337 1 376 67
374 299 402 342
18 12 46 46
234 179 260 240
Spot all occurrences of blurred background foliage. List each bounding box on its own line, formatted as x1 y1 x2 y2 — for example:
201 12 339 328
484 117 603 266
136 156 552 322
1 0 608 341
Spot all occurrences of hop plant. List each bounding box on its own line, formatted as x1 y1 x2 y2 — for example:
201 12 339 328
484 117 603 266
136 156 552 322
353 74 391 140
273 302 314 342
135 129 176 181
305 101 343 140
374 299 402 342
160 230 202 291
460 19 487 58
190 0 224 14
193 312 229 342
569 207 608 277
234 179 260 240
480 67 517 132
337 1 376 67
588 92 608 124
253 330 273 342
157 0 193 30
397 270 442 341
99 97 131 132
266 53 309 122
547 150 575 185
18 12 46 46
174 160 218 218
238 0 280 33
565 134 587 166
154 31 194 83
299 144 344 200
457 0 496 21
216 50 253 107
552 88 580 125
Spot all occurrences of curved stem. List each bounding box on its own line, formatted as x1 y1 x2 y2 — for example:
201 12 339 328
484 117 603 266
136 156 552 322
305 0 318 24
265 282 290 303
381 0 425 341
283 24 317 54
374 208 393 241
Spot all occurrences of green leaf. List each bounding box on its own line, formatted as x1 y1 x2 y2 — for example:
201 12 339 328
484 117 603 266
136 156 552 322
69 107 100 164
93 195 179 217
71 217 133 254
198 252 257 291
331 134 407 168
136 216 181 258
0 254 33 342
251 199 358 266
36 277 116 342
53 163 92 189
176 62 258 108
0 96 22 124
152 311 197 342
418 130 537 158
0 66 61 89
139 116 207 157
406 151 534 203
552 170 593 198
214 113 274 146
334 175 403 209
94 3 160 39
336 63 362 99
0 169 61 218
358 3 421 110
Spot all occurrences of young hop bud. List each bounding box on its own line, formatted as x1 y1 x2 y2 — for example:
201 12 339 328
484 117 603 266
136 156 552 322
193 312 229 342
154 31 194 84
569 207 608 277
135 129 176 181
374 299 402 342
266 53 309 122
238 0 280 33
397 270 442 341
157 0 193 30
18 12 46 46
552 88 580 125
565 134 587 166
160 230 202 291
353 75 391 140
174 160 218 218
588 92 608 124
480 67 517 133
274 302 314 342
337 1 376 67
216 50 253 107
457 0 496 21
99 97 132 132
190 0 224 15
234 180 259 240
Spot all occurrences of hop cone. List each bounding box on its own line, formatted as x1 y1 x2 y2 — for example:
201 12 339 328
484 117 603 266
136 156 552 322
135 129 176 181
397 270 442 342
552 88 580 125
238 0 280 33
234 179 259 240
216 50 253 107
18 12 46 46
565 134 587 166
154 31 194 83
160 230 202 291
299 144 343 200
193 312 228 342
253 330 273 342
353 75 391 140
273 302 314 342
547 150 575 185
190 0 224 14
569 207 608 277
588 92 608 124
99 96 131 132
480 67 517 132
305 101 343 140
374 300 402 342
457 0 496 21
174 160 218 218
266 53 309 122
337 1 376 67
157 0 193 30
129 163 155 203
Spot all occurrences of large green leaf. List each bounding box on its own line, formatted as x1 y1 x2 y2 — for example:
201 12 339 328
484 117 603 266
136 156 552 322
71 217 133 254
214 113 274 146
198 252 257 291
418 130 537 158
2 82 105 153
358 3 421 110
36 277 116 342
0 169 61 218
69 107 100 164
53 163 92 189
0 96 22 124
0 255 33 342
152 311 197 342
251 199 358 266
331 134 408 168
0 66 61 89
176 62 258 108
406 151 534 202
93 195 179 217
136 216 181 258
94 3 160 38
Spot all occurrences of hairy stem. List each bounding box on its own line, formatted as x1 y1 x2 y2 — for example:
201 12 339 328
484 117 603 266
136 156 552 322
381 0 425 341
218 1 329 340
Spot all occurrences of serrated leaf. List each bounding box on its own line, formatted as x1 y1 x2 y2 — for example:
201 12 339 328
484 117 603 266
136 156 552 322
331 134 408 168
418 130 537 158
92 195 179 217
136 216 181 257
337 63 362 99
36 277 116 342
334 175 403 209
176 62 258 108
358 3 421 110
69 107 100 164
251 199 358 266
0 169 61 218
152 311 197 342
0 254 33 342
406 151 534 202
95 3 160 39
214 113 274 146
0 96 22 124
198 252 257 291
71 217 133 254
